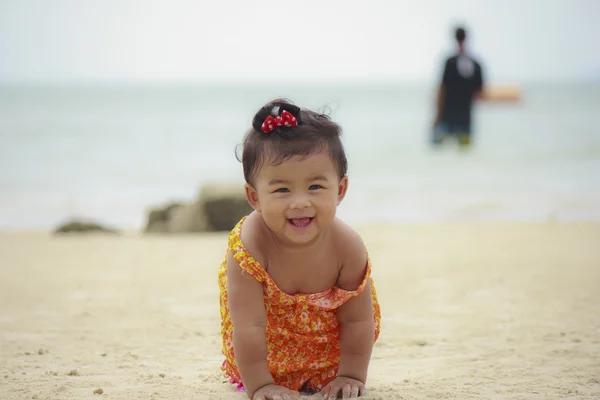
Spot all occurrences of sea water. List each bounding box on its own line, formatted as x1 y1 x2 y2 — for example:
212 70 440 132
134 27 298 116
1 82 599 229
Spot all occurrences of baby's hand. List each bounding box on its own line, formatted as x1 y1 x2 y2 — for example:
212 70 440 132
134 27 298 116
252 384 300 400
320 376 366 399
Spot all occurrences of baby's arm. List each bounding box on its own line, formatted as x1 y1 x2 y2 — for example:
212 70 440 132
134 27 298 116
335 231 375 384
226 251 273 398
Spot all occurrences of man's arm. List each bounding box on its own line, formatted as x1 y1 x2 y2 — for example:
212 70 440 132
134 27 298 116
434 59 450 126
434 84 446 126
335 231 375 384
226 251 274 398
474 61 486 100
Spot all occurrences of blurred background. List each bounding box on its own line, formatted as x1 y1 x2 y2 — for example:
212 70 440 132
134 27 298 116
1 0 599 230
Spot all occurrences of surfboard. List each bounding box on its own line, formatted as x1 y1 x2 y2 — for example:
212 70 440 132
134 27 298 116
481 85 522 102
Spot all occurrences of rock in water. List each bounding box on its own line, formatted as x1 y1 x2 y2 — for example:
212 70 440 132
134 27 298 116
142 183 252 234
199 183 253 232
144 202 184 233
167 202 209 233
53 220 118 235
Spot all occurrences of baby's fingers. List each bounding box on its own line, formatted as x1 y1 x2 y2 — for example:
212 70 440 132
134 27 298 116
359 384 367 397
341 383 363 399
319 386 330 399
320 386 336 400
341 384 352 399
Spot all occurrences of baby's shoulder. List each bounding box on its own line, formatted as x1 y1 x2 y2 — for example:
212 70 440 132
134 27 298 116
330 218 367 260
237 212 268 265
330 219 369 291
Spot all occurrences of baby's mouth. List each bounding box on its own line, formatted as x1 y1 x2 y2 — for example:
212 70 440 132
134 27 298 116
288 217 313 228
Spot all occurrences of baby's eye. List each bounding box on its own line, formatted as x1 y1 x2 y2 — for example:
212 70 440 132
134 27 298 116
309 184 323 190
274 188 289 193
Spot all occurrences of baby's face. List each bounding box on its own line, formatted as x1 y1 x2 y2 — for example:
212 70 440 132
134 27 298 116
249 151 347 246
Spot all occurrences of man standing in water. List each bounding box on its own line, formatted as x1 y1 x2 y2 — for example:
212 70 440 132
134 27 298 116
432 25 485 149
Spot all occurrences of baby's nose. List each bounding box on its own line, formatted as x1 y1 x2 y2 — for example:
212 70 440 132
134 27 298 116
289 195 311 209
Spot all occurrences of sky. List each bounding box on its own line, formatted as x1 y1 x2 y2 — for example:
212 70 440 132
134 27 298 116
1 0 599 85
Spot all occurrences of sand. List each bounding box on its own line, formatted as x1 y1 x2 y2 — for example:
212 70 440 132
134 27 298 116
1 222 599 399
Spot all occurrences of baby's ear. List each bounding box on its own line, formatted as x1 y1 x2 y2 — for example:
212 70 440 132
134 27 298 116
337 176 349 205
244 183 261 212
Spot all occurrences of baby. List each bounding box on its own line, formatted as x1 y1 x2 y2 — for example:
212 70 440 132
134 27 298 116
218 99 381 400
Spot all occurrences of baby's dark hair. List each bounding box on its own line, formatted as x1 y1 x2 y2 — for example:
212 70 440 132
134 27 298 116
237 99 348 185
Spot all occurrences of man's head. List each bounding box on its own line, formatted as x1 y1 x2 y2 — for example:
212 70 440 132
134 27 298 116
454 25 467 53
455 26 467 44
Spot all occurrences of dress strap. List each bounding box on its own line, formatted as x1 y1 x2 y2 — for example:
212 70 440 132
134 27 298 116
307 251 373 311
228 217 267 283
352 249 372 296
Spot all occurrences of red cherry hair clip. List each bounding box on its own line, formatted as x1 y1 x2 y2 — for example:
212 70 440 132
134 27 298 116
261 110 298 133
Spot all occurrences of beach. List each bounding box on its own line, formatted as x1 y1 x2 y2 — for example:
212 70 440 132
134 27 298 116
2 1 600 398
1 221 599 399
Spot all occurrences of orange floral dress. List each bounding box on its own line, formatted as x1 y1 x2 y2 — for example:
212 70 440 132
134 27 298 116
218 217 381 393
